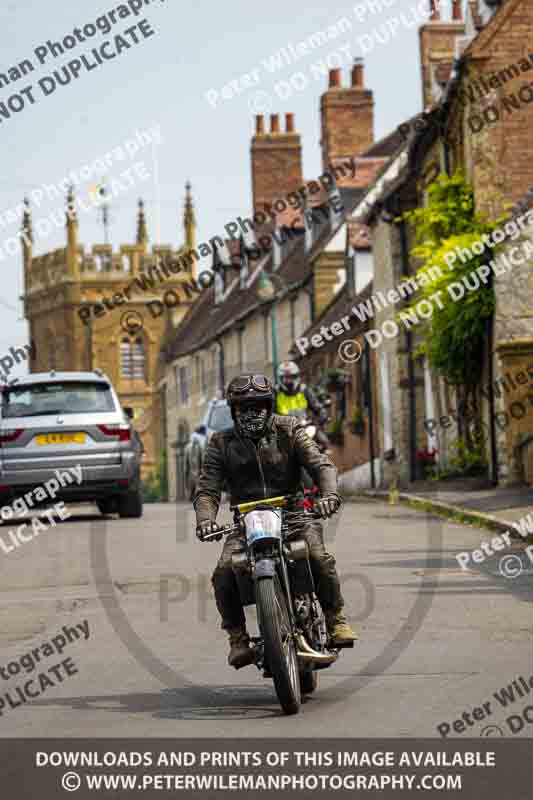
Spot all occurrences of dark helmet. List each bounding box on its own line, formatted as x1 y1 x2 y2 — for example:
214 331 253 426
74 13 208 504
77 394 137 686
227 374 274 439
227 373 274 413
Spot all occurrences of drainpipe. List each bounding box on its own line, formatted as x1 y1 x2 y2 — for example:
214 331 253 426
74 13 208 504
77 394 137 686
399 218 417 482
364 335 376 489
487 272 498 485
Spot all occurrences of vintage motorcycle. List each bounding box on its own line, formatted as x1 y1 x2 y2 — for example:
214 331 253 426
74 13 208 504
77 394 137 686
203 494 352 715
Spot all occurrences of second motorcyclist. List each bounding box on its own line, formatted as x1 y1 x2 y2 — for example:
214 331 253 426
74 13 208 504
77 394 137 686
275 361 330 450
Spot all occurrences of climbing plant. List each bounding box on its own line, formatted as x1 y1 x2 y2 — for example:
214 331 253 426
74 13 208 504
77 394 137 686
401 171 507 451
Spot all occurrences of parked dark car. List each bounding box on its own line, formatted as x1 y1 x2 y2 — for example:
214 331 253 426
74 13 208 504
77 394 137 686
184 399 233 499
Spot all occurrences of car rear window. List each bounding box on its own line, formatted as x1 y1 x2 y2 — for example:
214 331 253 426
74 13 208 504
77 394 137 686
208 404 233 432
1 382 116 418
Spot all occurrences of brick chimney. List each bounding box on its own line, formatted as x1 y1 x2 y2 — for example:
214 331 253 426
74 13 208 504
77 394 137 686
251 112 303 219
419 0 465 107
320 60 374 171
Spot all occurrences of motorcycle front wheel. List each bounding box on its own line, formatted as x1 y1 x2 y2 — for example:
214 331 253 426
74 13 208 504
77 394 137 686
256 576 301 715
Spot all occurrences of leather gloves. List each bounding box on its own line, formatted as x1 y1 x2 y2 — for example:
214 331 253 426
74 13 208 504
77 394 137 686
315 495 341 519
196 520 223 542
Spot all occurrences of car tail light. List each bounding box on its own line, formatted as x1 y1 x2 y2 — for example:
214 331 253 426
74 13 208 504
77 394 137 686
97 424 131 442
0 428 24 444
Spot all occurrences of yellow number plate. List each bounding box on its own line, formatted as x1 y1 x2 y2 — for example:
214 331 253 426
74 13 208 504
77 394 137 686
36 433 86 446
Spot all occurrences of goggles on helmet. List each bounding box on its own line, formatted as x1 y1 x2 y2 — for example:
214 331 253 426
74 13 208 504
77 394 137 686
229 375 271 394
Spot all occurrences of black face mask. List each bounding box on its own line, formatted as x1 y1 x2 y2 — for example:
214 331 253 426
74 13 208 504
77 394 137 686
235 404 269 439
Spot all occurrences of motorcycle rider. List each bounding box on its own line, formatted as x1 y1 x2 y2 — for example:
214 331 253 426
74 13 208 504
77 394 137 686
194 373 357 669
275 361 330 450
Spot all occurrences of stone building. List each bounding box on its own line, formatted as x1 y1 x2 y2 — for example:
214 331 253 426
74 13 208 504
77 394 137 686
21 185 197 480
163 63 390 500
348 0 533 488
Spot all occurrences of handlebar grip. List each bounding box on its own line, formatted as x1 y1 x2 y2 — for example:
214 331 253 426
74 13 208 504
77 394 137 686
202 523 238 541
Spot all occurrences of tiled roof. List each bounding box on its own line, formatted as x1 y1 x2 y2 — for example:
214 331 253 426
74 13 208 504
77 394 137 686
165 127 404 363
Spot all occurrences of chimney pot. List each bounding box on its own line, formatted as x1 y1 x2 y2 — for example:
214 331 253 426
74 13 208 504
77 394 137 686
328 68 341 88
285 112 295 133
452 0 462 20
351 59 364 88
270 113 280 133
255 115 265 135
429 0 440 20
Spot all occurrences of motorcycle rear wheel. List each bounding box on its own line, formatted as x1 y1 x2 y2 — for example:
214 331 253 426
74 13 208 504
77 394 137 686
256 576 301 715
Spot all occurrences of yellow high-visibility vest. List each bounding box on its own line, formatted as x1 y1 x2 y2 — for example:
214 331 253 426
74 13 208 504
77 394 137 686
276 391 308 415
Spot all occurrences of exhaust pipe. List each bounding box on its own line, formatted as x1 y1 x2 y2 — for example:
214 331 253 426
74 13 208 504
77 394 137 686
295 634 337 665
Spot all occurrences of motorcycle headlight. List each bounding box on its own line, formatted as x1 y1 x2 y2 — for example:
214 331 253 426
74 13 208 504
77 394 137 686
305 425 316 438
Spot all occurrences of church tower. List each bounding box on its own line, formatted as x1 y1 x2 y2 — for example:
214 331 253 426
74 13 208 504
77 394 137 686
22 184 197 479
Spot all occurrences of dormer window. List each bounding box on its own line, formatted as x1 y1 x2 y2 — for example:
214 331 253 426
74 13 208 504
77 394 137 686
213 244 227 305
304 207 314 253
328 177 344 229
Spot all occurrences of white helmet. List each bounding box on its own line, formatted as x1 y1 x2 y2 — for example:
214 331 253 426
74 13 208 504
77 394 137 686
278 361 301 395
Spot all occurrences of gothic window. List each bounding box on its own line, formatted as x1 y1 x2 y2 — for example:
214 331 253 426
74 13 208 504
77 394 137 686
120 336 146 380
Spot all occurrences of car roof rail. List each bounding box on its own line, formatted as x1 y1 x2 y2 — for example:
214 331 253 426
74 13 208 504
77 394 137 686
94 368 104 376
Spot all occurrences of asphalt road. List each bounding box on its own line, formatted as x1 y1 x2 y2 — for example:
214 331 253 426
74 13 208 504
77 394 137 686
1 498 533 738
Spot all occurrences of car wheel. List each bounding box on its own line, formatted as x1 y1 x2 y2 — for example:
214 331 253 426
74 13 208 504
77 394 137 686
97 498 116 515
118 488 143 519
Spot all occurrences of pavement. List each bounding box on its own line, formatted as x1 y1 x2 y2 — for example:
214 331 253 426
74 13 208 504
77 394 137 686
1 499 533 738
363 483 533 534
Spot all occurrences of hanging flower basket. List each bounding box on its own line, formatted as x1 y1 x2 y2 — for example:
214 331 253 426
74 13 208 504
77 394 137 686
325 367 349 392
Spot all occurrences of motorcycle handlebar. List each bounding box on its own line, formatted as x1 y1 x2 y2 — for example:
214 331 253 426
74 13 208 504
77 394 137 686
200 506 331 542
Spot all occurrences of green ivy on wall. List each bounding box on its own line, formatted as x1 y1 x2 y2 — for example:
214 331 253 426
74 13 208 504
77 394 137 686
401 171 507 454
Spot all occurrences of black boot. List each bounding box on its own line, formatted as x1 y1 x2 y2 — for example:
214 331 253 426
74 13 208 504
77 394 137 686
227 628 254 669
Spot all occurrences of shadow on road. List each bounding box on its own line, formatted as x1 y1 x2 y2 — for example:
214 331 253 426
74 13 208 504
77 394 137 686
25 684 316 721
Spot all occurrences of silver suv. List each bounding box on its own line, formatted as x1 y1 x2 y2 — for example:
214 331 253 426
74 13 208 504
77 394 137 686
0 370 143 518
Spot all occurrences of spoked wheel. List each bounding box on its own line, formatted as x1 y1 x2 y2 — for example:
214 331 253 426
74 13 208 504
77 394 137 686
256 575 301 715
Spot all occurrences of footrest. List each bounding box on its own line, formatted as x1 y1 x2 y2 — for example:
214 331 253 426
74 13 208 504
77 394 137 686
330 639 355 649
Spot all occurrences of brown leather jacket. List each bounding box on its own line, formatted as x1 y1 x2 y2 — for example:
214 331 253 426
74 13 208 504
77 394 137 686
193 414 339 523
